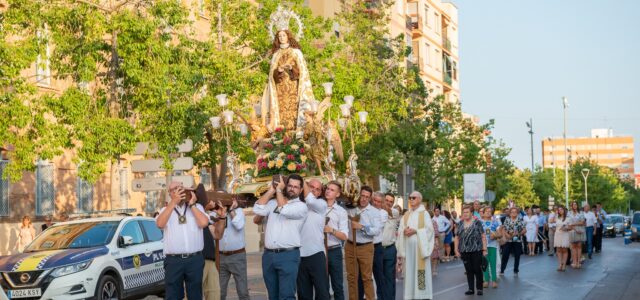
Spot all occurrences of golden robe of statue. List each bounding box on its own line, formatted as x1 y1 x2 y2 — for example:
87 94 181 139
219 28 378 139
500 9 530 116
261 30 315 134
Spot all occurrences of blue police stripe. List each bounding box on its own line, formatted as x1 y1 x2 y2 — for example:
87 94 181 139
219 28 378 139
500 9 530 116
116 250 164 270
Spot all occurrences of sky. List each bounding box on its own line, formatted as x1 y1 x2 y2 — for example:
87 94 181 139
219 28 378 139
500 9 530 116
455 0 640 172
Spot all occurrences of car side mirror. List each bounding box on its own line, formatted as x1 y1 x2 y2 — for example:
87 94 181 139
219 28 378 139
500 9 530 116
118 236 134 248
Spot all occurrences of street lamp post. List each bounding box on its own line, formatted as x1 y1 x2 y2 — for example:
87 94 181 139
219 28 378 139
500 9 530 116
526 118 534 172
563 97 569 208
581 168 590 205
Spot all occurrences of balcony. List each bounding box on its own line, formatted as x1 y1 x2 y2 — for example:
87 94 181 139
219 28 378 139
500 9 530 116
443 71 452 86
443 37 452 52
406 16 423 39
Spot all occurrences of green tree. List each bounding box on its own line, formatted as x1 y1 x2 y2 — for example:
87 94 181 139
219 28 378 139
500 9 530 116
497 169 538 209
484 139 516 206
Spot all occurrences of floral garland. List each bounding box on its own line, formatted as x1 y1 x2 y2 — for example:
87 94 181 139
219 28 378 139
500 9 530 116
255 126 308 177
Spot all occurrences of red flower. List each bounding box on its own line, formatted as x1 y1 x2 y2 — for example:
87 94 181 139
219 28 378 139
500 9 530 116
299 148 305 154
296 164 302 171
275 127 283 133
287 154 295 160
257 158 264 164
283 137 291 145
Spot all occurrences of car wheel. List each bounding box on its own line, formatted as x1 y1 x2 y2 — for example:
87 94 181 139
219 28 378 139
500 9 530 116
95 274 121 300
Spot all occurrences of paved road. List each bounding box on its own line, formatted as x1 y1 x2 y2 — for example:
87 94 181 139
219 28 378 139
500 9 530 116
144 237 640 299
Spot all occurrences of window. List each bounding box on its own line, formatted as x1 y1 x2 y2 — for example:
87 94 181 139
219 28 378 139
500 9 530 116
120 221 145 245
423 5 430 28
434 49 441 71
119 168 129 209
76 177 93 213
411 40 420 64
434 13 441 34
36 27 51 86
200 168 211 190
424 42 431 67
452 60 458 80
198 0 205 16
141 220 163 242
0 160 8 216
621 153 629 158
36 161 55 216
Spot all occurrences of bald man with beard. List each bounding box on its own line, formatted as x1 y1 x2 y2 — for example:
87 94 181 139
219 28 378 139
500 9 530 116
296 179 330 299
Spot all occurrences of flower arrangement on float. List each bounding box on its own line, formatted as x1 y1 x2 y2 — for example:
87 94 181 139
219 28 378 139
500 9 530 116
255 126 308 177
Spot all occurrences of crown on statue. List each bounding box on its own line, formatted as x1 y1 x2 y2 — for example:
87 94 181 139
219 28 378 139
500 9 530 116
268 5 304 41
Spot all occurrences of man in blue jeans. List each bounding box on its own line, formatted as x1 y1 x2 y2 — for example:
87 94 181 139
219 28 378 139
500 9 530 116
583 204 597 259
253 174 308 300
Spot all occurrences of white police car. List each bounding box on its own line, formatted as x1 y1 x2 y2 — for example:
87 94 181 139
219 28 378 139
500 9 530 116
0 216 165 299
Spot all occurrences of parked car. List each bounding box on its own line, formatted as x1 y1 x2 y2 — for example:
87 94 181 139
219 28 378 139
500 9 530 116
631 212 640 242
0 216 165 300
603 214 625 237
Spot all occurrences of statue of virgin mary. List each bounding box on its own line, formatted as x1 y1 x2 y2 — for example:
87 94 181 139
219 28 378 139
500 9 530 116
261 6 315 134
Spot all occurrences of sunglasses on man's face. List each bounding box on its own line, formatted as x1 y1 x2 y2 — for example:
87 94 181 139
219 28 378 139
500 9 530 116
409 196 417 200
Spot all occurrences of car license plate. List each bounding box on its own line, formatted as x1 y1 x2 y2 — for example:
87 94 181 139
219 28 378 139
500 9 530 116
8 288 42 298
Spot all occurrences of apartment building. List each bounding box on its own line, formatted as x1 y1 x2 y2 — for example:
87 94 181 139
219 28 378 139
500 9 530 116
541 129 635 179
307 0 461 103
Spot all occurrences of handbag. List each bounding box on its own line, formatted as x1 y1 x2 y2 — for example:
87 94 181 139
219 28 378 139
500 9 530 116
497 235 508 246
481 256 489 272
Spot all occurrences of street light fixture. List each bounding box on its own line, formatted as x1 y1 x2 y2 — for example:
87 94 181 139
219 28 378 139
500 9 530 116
581 168 590 205
563 97 569 208
526 118 534 172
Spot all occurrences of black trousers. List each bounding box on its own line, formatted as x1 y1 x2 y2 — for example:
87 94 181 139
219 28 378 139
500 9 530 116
164 253 204 300
461 251 483 292
594 226 604 252
500 242 522 274
296 251 330 300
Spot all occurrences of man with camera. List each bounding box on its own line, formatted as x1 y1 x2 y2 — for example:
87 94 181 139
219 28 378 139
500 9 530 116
296 178 330 300
323 181 349 300
156 182 210 300
218 198 250 300
203 198 229 300
253 174 308 300
345 186 381 300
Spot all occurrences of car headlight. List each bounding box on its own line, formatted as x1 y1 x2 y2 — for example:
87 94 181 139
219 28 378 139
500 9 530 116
606 226 613 230
50 260 92 278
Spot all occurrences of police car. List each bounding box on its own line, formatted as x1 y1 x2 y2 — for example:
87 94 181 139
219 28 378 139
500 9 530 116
0 216 165 299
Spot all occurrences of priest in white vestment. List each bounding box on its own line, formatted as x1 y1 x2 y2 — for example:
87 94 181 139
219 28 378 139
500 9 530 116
397 191 435 300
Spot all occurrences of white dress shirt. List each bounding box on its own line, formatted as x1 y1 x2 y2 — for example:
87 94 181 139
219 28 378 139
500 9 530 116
157 203 205 255
584 211 597 227
435 215 450 233
326 202 349 248
253 197 308 249
300 194 328 257
218 207 246 252
348 204 382 243
548 212 557 229
382 208 400 247
373 207 389 244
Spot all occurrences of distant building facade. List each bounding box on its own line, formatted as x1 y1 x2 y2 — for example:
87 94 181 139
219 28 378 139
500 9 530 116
542 129 635 180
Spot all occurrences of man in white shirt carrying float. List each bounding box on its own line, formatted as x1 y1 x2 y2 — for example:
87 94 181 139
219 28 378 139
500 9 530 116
296 178 330 299
253 174 308 300
323 181 349 300
155 182 211 300
218 198 250 300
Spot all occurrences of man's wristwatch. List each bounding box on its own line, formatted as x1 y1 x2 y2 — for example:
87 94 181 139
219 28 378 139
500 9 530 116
276 188 283 194
189 203 196 208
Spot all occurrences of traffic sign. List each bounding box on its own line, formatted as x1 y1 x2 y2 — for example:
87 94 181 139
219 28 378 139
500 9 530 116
131 175 195 192
131 157 193 173
133 139 193 155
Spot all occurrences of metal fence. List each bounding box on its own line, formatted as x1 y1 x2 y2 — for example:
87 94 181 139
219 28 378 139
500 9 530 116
0 160 9 216
76 177 93 213
36 161 55 216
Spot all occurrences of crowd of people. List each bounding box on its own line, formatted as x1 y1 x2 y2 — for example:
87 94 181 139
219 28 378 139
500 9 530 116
151 174 611 300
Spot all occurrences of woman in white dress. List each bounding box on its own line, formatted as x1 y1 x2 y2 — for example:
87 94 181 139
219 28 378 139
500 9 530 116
553 206 571 271
568 201 586 269
523 208 538 256
17 215 36 252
